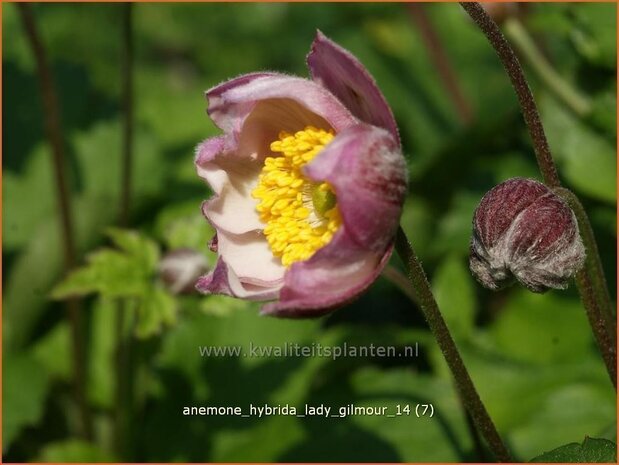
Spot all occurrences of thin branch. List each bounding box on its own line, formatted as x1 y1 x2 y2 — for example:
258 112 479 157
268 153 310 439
17 3 93 440
395 227 512 462
407 3 474 125
460 2 560 188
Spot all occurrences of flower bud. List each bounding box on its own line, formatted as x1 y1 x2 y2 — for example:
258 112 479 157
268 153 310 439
159 248 209 294
470 178 585 293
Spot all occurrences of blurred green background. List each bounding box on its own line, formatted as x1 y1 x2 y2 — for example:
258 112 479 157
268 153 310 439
3 2 617 462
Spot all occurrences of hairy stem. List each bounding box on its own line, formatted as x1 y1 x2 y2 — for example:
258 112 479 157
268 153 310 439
503 18 591 117
460 2 560 188
407 3 474 125
555 188 616 387
17 3 93 440
461 1 616 389
395 227 512 462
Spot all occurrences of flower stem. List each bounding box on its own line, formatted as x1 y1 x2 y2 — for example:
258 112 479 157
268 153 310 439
555 188 616 387
461 1 616 389
459 2 560 189
16 3 93 440
407 3 474 125
394 227 512 462
502 18 592 118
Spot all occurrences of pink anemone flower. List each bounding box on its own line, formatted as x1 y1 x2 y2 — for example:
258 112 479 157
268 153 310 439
195 31 407 317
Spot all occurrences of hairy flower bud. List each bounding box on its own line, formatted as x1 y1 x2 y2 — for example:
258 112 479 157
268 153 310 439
470 178 585 293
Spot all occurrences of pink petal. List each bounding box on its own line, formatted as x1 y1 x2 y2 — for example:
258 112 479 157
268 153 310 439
305 124 407 254
307 31 399 144
261 229 393 317
197 257 282 301
206 73 357 138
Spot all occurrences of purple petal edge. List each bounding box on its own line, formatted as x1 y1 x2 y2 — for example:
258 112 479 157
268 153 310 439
304 124 407 254
261 242 393 318
307 31 400 145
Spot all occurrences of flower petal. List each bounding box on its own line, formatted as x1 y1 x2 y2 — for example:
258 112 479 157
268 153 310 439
206 73 357 137
305 124 407 254
197 257 282 300
261 228 392 317
215 229 285 284
195 137 264 234
307 31 399 143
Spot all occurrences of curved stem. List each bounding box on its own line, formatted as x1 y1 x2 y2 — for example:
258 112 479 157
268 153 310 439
460 2 560 188
395 227 512 462
503 18 591 117
555 188 616 388
17 3 93 440
461 1 616 389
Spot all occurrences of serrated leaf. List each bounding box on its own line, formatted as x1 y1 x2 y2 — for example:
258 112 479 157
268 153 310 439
530 437 617 463
107 228 160 274
135 287 177 339
51 230 160 300
51 249 149 299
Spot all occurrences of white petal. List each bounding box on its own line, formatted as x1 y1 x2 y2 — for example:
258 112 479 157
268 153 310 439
217 229 285 283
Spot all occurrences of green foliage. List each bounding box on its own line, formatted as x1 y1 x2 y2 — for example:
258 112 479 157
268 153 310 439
569 4 617 69
530 437 617 463
52 229 159 299
34 440 116 462
541 94 616 204
3 354 50 451
2 2 616 462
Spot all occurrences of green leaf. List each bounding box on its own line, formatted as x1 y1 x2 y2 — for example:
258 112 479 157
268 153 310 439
530 437 617 463
3 144 55 251
569 4 617 69
491 290 593 364
51 230 159 300
135 287 177 339
51 249 149 299
541 94 616 204
432 255 476 340
3 353 50 451
34 439 116 462
31 323 72 381
107 228 160 274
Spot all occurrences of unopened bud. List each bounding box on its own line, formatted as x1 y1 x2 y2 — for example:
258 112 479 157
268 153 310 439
159 248 209 294
470 178 585 293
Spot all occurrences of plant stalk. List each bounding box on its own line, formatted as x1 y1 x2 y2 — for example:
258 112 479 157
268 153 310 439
395 227 512 462
17 3 93 440
460 2 560 188
407 3 474 125
461 1 616 389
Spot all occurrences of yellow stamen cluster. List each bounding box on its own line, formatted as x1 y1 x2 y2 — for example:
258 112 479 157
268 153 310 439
252 126 342 266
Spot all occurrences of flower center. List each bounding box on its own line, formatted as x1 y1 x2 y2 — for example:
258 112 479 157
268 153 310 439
252 126 342 266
